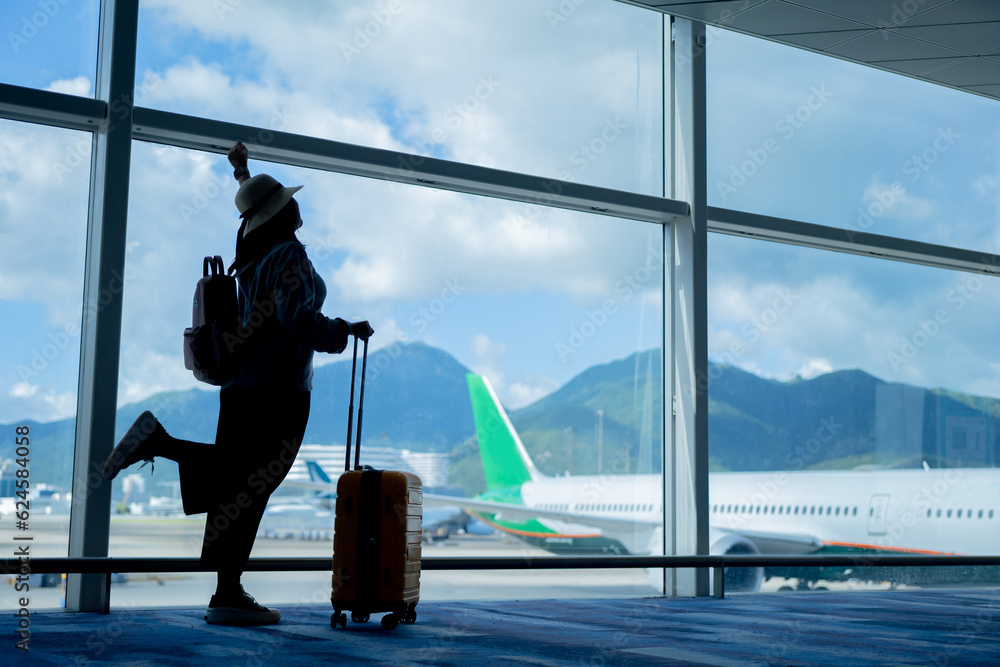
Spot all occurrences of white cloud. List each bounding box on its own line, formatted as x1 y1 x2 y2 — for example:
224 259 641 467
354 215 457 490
44 76 92 97
0 121 91 309
506 375 559 409
795 358 833 380
862 176 935 222
5 382 76 422
140 0 659 188
9 0 1000 424
10 382 38 398
116 347 204 407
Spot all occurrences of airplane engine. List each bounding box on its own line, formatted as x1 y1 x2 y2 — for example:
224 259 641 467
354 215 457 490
710 529 763 593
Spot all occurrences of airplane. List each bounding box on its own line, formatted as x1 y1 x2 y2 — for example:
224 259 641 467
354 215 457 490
437 373 1000 591
296 461 338 510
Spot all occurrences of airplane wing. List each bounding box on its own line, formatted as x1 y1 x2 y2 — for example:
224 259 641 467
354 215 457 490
423 492 660 534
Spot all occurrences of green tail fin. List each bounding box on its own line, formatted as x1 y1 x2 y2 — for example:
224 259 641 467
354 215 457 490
466 373 541 490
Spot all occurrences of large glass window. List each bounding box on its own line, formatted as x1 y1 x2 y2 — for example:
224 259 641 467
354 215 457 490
708 29 1000 253
708 233 1000 591
0 120 92 608
0 0 100 95
134 0 665 195
10 0 1000 611
108 144 664 606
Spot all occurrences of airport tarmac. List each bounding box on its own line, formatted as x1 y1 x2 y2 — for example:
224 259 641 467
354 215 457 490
2 513 920 614
2 514 661 612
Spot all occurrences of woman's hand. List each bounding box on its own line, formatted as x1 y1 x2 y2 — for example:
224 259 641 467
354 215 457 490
349 320 375 341
228 141 249 169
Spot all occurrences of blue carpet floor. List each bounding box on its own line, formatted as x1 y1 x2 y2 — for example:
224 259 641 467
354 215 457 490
9 589 1000 665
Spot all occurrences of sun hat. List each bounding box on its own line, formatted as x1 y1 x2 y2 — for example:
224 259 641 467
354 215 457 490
234 174 303 236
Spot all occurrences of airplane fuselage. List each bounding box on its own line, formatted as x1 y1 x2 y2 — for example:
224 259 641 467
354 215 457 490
474 468 1000 557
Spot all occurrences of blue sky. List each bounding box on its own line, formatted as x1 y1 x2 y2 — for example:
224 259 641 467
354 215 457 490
0 0 99 92
1 0 999 424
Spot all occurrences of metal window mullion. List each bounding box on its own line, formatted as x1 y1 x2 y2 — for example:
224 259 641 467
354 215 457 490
66 0 139 613
0 82 106 132
659 13 674 598
130 107 688 227
708 206 1000 276
671 18 710 598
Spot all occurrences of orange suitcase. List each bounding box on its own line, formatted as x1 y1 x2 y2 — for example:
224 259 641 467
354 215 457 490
331 336 422 630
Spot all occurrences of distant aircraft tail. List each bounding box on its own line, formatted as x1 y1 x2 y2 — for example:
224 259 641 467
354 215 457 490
466 373 542 491
305 460 333 484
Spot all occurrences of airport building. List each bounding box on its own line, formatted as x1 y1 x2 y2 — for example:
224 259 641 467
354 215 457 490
283 444 450 488
3 0 1000 663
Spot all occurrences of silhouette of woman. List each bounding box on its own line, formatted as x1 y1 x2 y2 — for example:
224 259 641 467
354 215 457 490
103 141 373 626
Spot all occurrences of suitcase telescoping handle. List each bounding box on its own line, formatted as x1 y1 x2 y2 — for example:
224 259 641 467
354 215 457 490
343 334 370 472
203 255 224 277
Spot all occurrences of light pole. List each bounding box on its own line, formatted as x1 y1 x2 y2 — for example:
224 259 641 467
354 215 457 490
564 426 574 475
596 409 604 474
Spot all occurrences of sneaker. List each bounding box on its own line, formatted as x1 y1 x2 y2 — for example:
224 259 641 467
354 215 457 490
102 411 163 480
205 588 281 626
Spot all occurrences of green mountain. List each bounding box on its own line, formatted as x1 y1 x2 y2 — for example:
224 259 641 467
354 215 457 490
508 348 662 479
305 342 475 452
3 344 999 499
706 363 999 472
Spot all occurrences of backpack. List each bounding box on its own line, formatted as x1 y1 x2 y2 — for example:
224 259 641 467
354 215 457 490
182 256 243 386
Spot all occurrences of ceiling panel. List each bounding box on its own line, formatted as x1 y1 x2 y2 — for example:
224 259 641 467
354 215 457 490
777 29 869 51
891 22 1000 55
721 1 869 35
825 30 965 61
643 0 765 24
782 0 955 26
893 0 1000 27
621 0 1000 102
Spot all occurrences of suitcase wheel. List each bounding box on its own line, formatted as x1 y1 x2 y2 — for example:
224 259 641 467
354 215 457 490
381 614 399 630
351 611 370 624
401 608 417 625
331 612 347 629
